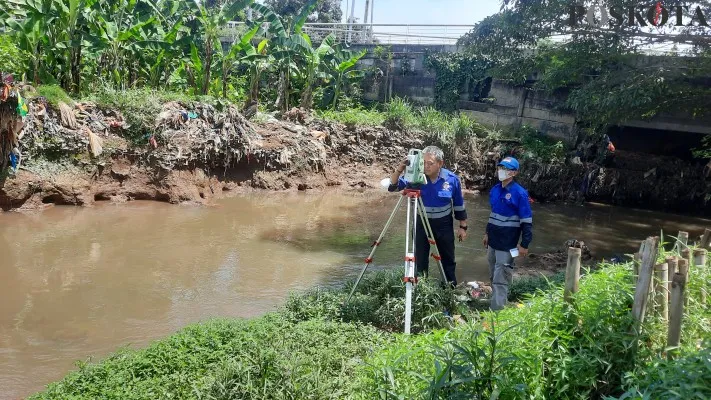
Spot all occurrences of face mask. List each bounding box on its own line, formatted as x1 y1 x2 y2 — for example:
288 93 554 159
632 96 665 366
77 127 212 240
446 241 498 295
497 169 509 181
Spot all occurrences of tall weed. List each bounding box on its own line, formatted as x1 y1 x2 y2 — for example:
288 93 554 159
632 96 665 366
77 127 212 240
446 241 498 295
384 97 416 131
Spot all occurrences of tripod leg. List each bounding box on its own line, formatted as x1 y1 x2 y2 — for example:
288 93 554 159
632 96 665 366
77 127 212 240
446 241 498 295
404 195 417 335
344 194 405 305
417 197 448 283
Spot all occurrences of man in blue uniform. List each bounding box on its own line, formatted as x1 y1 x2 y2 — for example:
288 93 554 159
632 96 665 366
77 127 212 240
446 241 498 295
483 156 533 310
388 146 468 286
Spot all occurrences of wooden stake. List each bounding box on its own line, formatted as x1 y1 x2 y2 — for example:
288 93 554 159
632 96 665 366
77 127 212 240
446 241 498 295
693 249 707 305
667 272 687 360
631 237 659 335
655 263 669 322
678 259 690 307
693 248 707 268
681 248 691 270
700 228 711 250
666 256 678 304
634 240 644 277
676 231 689 253
564 247 582 303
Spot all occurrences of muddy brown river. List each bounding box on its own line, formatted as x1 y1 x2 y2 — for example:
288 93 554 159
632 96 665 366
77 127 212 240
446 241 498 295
1 189 709 399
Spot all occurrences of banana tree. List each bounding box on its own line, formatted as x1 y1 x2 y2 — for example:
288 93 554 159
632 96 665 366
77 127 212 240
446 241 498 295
299 32 335 109
218 24 258 98
1 0 57 85
323 46 366 110
249 0 316 112
188 0 254 95
235 25 270 111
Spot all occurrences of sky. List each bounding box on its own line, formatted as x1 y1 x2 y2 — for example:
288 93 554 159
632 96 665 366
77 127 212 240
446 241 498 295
338 0 502 25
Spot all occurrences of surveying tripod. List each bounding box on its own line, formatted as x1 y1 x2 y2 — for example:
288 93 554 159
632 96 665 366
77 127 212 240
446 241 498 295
344 184 448 334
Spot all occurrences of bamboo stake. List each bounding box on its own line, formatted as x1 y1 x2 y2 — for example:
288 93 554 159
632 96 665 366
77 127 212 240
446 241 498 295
681 248 692 275
654 262 669 322
676 231 689 253
634 240 644 277
693 248 707 268
681 248 692 307
666 256 678 304
667 272 687 360
564 247 582 303
693 249 707 305
631 237 658 335
700 228 711 250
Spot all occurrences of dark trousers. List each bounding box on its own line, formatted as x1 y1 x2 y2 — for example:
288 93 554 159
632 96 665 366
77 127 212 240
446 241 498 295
415 217 457 285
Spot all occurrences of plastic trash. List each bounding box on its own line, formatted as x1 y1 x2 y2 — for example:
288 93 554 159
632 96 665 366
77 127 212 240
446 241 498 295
380 178 391 189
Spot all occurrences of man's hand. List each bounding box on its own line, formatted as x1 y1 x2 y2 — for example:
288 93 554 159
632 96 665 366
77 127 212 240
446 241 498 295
517 245 528 257
398 158 408 174
482 234 488 248
457 227 467 242
390 159 409 186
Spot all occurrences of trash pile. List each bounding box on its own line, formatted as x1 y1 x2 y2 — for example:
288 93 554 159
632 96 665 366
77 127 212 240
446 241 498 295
20 99 128 164
139 101 327 173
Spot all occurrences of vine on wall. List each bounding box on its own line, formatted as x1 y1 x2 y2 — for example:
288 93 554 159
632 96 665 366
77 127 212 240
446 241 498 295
424 51 493 112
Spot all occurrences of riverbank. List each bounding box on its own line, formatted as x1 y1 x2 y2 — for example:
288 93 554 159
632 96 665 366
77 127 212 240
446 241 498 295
27 243 711 399
2 89 711 216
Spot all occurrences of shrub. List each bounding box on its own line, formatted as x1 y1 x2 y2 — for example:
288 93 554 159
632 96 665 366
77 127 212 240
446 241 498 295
30 315 388 400
316 107 385 128
354 263 688 399
282 268 461 333
384 97 416 131
0 34 28 78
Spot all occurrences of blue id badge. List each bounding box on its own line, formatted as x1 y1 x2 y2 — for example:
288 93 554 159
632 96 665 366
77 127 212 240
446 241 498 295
438 190 452 198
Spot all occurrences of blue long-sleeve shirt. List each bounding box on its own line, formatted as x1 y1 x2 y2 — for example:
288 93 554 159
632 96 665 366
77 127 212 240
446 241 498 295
486 181 533 251
388 168 467 221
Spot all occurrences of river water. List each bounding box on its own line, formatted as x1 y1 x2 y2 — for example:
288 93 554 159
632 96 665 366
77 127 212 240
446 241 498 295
1 189 709 399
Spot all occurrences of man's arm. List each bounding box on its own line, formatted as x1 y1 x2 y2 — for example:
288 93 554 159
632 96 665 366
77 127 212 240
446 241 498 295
452 176 467 223
518 190 533 249
387 159 408 192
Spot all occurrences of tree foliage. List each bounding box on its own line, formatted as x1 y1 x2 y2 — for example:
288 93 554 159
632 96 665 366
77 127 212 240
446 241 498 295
456 0 711 130
264 0 342 24
0 0 364 113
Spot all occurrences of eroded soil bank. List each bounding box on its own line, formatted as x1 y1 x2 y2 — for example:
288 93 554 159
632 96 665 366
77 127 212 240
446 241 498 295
1 98 709 216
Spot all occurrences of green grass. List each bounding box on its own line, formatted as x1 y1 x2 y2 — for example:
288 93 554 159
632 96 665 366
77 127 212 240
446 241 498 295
316 107 386 128
35 85 75 108
352 259 710 399
29 243 711 400
30 315 389 400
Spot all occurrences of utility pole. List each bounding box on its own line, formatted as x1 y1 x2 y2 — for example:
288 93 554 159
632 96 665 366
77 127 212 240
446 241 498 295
348 0 356 42
364 0 370 24
369 0 374 42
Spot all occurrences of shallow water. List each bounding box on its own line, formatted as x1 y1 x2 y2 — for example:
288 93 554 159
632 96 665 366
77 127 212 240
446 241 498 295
1 189 709 399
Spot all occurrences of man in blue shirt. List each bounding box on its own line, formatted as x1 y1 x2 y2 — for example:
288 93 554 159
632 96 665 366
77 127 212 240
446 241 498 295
389 146 468 286
483 156 533 310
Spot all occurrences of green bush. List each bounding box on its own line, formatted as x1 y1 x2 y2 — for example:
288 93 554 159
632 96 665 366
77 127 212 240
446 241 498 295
354 260 711 399
282 268 461 334
0 34 28 78
613 343 711 399
518 125 566 164
508 272 565 302
30 315 388 400
384 97 416 131
316 107 385 128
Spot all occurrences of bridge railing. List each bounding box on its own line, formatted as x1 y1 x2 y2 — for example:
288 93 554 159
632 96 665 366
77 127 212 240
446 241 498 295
222 22 475 45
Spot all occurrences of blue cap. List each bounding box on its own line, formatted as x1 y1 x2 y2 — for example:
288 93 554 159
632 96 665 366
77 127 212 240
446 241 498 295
498 156 519 170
